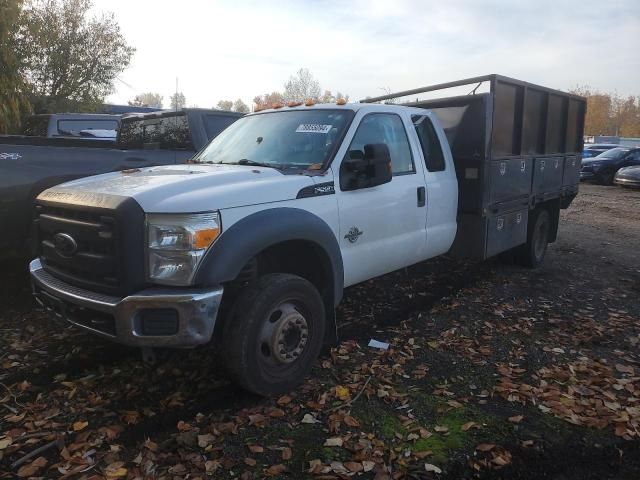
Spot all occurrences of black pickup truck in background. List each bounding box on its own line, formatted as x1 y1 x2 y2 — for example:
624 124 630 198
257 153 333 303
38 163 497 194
0 108 244 257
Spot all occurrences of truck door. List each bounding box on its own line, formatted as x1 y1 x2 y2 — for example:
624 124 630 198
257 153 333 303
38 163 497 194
335 112 429 287
411 113 458 256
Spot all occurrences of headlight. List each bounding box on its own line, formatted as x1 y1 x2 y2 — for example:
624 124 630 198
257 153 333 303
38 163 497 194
146 212 221 285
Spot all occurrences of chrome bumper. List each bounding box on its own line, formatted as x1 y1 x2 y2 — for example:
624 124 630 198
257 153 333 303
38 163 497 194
29 259 223 347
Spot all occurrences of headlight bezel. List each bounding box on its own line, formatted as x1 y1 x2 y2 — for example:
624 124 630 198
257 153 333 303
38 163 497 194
145 211 221 286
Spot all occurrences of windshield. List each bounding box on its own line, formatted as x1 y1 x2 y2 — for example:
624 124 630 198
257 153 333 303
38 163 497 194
194 109 354 170
596 147 629 160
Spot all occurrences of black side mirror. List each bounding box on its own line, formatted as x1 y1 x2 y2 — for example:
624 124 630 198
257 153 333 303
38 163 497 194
340 143 392 191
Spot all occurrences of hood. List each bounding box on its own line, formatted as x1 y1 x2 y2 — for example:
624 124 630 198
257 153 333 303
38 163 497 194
41 164 316 212
581 156 620 165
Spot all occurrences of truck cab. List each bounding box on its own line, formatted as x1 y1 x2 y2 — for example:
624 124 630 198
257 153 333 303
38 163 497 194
29 75 586 396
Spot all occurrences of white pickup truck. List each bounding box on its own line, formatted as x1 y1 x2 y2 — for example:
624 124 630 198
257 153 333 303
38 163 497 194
29 75 586 395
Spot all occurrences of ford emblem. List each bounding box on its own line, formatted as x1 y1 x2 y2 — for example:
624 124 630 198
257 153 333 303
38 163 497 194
53 233 78 256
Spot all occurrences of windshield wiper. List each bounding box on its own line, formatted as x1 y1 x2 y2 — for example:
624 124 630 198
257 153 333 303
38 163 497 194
230 159 283 170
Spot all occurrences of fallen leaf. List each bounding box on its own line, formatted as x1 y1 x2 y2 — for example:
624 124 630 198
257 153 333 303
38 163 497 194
301 413 319 424
282 446 292 460
0 437 12 450
335 385 350 400
345 461 363 472
476 443 496 452
362 460 375 472
508 415 524 423
425 463 442 473
615 364 634 374
434 425 448 433
461 421 478 431
265 464 287 476
73 421 88 431
324 437 344 447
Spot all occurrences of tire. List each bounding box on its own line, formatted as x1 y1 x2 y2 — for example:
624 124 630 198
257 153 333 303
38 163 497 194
600 170 615 185
516 209 551 268
222 273 325 396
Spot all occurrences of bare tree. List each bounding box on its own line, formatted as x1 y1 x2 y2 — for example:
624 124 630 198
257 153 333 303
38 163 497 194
216 100 233 111
129 92 163 108
283 68 321 103
170 92 186 110
232 98 250 113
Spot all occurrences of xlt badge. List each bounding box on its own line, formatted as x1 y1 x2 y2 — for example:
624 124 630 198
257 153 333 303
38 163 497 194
344 227 363 243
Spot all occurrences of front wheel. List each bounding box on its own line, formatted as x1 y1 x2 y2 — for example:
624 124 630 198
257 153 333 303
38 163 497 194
222 273 325 396
517 209 551 268
599 170 615 185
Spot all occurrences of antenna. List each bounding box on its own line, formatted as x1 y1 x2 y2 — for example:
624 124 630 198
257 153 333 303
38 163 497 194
175 77 178 112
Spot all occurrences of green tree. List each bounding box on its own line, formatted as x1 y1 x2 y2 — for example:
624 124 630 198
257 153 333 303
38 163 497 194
16 0 134 113
0 0 31 133
129 92 163 108
216 100 233 111
170 92 186 110
232 98 249 113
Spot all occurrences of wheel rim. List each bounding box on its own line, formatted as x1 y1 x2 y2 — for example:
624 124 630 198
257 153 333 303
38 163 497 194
533 215 549 261
258 301 309 367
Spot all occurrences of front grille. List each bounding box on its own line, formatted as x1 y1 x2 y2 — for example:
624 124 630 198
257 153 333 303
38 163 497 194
34 195 146 296
37 204 121 290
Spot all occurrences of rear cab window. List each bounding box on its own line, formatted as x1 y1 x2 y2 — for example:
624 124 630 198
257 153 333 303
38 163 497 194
118 114 194 150
412 114 446 172
56 119 119 137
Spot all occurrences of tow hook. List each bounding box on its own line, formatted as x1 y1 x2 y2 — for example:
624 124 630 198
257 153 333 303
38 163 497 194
141 347 157 365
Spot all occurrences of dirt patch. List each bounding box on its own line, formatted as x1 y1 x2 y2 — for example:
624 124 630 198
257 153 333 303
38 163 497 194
1 183 639 479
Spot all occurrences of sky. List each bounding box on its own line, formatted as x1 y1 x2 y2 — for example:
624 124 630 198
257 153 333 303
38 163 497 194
92 0 640 109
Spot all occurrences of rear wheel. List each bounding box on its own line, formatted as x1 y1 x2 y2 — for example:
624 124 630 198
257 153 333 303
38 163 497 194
222 273 325 396
517 209 551 268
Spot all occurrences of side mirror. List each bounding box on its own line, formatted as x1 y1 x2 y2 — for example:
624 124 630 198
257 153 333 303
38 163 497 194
340 143 392 191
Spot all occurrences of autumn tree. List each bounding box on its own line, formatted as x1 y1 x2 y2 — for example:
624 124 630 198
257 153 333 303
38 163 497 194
253 91 284 110
129 92 163 108
283 68 321 103
0 0 31 133
16 0 135 113
216 100 233 111
169 92 186 110
232 98 250 113
570 86 640 137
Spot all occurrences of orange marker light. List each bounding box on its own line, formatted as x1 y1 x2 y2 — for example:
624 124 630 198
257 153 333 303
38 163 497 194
336 98 347 105
194 228 220 249
272 103 283 109
288 101 303 107
304 98 316 106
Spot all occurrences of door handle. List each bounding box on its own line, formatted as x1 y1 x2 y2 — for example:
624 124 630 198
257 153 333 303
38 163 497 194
417 186 425 207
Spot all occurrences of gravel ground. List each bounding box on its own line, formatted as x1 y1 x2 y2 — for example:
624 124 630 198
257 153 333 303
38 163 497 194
0 183 639 479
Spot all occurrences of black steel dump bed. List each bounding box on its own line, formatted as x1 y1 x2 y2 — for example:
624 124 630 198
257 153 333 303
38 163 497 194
363 74 586 260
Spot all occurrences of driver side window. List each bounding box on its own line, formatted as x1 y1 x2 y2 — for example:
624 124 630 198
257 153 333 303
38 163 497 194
346 113 414 175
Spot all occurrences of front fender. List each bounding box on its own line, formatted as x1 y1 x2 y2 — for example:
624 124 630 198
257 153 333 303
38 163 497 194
193 207 344 305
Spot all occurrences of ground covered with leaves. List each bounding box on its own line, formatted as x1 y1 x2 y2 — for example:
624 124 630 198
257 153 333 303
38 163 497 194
1 183 639 479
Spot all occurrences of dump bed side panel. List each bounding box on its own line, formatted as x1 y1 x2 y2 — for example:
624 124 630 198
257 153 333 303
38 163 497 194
403 75 586 260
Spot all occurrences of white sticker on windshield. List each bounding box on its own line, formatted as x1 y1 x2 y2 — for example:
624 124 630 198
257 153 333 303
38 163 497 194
296 124 332 134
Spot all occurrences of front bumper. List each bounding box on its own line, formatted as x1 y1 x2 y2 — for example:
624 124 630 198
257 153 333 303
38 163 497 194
29 259 223 347
614 177 640 188
580 171 596 180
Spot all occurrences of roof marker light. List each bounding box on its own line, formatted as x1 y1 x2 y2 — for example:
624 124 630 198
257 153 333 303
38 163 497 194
336 98 347 105
288 101 303 107
304 98 316 106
